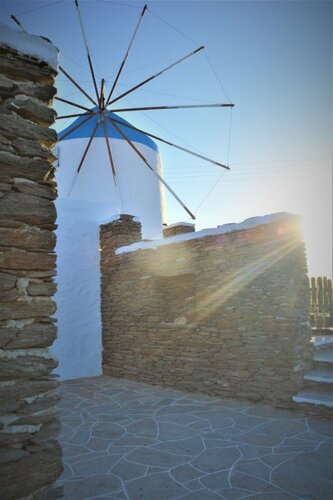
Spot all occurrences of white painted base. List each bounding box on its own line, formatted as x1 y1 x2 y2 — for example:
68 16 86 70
51 199 112 380
52 135 166 380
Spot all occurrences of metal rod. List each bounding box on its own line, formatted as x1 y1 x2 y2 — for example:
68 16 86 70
101 117 124 212
108 46 205 106
107 117 195 220
77 121 99 173
59 66 97 105
11 14 97 107
105 4 147 105
110 116 230 170
100 78 106 109
11 15 28 32
102 119 116 178
111 103 235 112
56 112 92 120
74 0 100 103
58 111 96 141
55 96 93 112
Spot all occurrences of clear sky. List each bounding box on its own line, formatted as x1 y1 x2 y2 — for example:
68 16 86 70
1 0 332 277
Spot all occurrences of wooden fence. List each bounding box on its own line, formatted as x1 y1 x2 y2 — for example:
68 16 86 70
309 276 333 328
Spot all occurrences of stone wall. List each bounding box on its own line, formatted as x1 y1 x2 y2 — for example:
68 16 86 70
101 215 311 408
0 26 63 498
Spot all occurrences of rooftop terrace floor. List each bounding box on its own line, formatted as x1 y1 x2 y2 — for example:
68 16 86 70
57 376 332 499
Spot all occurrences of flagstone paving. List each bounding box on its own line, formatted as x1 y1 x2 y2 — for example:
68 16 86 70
57 376 332 499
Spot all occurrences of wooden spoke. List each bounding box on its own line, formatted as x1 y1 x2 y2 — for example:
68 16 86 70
59 66 97 106
111 103 235 112
56 112 92 120
101 119 116 178
108 46 204 106
77 121 99 173
11 14 97 107
58 112 96 141
55 97 93 112
100 78 106 109
74 0 100 103
109 116 230 170
105 4 147 105
11 15 28 32
101 117 123 211
107 117 195 220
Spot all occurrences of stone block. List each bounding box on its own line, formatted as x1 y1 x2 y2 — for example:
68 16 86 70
0 320 57 349
0 190 56 226
0 350 58 379
0 442 63 499
0 227 56 251
0 250 56 272
0 112 57 147
0 46 56 84
12 178 56 200
0 150 53 183
13 138 56 162
0 297 56 321
3 94 56 127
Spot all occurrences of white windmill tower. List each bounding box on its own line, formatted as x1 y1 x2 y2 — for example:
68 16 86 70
56 108 166 236
53 109 169 380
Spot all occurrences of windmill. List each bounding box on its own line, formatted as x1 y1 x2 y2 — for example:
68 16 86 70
9 1 234 380
12 1 233 224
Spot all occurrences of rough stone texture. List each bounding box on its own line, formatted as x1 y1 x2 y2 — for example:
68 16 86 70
57 376 333 500
0 38 63 498
101 216 312 411
163 222 195 238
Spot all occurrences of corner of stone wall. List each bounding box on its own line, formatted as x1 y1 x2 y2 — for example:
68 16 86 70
100 214 142 374
0 25 63 498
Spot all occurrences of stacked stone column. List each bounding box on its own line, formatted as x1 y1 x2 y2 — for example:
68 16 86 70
0 28 63 498
100 215 142 375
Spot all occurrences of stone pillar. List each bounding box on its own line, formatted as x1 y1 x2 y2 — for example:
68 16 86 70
0 24 63 498
163 222 195 238
100 214 142 255
100 214 142 374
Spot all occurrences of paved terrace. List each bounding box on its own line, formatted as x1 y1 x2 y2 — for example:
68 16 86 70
57 376 332 500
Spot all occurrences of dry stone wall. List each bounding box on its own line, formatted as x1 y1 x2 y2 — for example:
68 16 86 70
0 27 63 499
101 216 311 408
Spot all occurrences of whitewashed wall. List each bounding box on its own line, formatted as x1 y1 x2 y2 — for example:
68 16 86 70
52 135 165 380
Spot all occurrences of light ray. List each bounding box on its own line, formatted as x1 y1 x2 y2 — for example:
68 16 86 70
191 234 302 327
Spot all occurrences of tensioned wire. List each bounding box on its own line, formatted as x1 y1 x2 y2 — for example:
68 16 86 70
10 0 65 16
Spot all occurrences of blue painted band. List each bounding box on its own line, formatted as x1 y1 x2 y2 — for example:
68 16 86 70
60 110 158 152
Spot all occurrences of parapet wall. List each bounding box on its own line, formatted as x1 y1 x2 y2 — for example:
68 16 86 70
101 214 311 408
0 25 63 498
